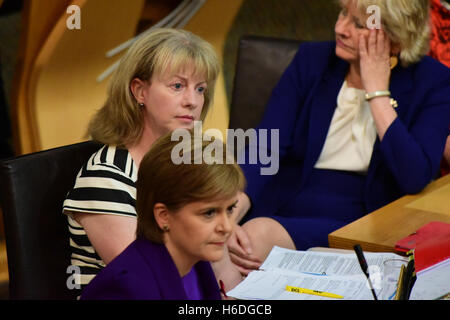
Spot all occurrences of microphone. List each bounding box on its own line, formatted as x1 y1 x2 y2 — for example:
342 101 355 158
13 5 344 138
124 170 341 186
353 244 378 300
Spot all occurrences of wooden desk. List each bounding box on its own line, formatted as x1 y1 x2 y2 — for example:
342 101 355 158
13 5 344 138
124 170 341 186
328 174 450 253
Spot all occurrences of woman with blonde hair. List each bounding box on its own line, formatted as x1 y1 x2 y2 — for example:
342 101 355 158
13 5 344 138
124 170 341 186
228 0 450 275
62 28 219 293
81 131 246 299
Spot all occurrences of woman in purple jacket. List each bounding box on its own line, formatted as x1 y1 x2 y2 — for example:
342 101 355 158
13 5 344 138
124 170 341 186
81 131 246 299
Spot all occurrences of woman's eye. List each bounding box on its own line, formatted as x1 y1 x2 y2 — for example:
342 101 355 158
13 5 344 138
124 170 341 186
197 86 205 93
354 20 364 29
226 204 237 215
171 83 183 90
203 209 215 218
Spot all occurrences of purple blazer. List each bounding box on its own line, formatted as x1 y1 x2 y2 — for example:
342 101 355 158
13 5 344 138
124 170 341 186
80 237 221 300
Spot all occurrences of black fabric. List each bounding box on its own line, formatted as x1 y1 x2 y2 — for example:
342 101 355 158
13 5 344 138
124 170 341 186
228 35 302 131
0 140 101 299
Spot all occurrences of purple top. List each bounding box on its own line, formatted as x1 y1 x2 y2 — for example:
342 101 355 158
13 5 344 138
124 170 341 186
80 237 221 300
182 268 203 300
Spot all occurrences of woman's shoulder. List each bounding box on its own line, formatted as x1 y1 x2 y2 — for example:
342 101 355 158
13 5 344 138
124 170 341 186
83 144 137 181
292 41 339 73
411 56 450 82
284 41 341 85
80 242 160 299
296 41 336 60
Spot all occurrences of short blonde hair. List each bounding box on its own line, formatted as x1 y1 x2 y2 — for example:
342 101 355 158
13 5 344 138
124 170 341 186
340 0 430 66
87 28 220 146
136 130 246 244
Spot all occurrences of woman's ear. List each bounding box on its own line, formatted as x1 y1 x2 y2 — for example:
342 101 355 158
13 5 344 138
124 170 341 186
391 43 401 56
153 203 170 230
130 78 147 104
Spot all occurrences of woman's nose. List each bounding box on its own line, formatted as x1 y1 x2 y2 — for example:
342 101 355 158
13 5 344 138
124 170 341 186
217 213 233 234
182 88 199 109
335 15 350 37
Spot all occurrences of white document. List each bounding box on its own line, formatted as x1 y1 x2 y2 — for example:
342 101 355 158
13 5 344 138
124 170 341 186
410 258 450 300
259 246 403 276
227 270 381 300
227 246 403 300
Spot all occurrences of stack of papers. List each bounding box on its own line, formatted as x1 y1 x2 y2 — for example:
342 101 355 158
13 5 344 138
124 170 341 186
410 258 450 300
227 246 404 300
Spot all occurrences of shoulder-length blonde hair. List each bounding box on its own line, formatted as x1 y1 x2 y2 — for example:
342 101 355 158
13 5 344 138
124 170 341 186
136 130 246 244
340 0 430 66
87 28 220 146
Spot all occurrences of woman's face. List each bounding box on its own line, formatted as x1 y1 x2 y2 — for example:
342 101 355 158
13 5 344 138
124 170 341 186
162 195 237 272
137 63 206 138
335 0 371 63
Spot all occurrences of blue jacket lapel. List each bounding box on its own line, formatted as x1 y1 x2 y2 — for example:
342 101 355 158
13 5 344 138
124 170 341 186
300 58 348 186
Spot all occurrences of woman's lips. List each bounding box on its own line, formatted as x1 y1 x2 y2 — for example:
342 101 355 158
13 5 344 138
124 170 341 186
176 115 194 122
336 39 353 50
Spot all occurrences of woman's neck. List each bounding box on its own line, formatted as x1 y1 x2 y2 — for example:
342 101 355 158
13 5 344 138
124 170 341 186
346 63 364 89
164 241 196 277
126 125 158 168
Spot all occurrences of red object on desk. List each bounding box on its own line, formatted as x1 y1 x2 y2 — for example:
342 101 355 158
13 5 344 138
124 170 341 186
395 221 450 272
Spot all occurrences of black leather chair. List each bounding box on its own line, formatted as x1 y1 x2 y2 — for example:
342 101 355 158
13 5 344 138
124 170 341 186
229 35 302 130
0 140 101 299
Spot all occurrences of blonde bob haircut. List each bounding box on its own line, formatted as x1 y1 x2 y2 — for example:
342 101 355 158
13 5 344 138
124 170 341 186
136 130 246 244
339 0 430 66
87 28 220 146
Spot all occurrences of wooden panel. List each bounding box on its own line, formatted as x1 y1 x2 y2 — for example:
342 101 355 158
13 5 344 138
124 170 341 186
328 174 450 253
10 0 71 154
0 239 7 284
32 0 145 150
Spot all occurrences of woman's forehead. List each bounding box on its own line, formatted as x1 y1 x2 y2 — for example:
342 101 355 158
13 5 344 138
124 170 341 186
155 61 207 81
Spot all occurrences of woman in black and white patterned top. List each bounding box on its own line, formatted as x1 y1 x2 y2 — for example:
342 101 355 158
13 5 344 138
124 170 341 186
63 28 220 293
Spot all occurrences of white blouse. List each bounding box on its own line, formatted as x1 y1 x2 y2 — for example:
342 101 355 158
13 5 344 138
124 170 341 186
314 81 377 173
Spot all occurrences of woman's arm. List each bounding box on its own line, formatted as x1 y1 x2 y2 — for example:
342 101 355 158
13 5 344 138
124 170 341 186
71 211 137 264
359 29 450 193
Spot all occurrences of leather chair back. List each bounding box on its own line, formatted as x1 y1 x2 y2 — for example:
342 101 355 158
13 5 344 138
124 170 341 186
0 141 101 299
229 35 302 130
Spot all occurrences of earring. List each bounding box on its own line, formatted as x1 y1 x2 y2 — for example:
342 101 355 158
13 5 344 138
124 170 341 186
162 225 169 232
138 102 145 108
390 56 398 70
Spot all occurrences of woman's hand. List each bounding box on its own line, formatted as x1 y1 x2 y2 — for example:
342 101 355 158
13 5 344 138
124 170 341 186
359 28 398 141
227 225 262 276
359 29 391 93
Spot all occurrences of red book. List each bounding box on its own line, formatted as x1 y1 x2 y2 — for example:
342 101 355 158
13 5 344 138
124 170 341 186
395 221 450 272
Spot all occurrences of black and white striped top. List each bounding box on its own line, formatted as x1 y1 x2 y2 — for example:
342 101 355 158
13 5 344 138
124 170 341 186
63 145 138 291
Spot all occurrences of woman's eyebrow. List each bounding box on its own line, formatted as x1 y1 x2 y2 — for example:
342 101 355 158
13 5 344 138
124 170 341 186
170 75 206 85
227 200 239 208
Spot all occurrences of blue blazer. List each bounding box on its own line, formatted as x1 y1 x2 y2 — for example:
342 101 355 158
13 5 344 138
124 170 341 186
80 237 221 300
242 41 450 218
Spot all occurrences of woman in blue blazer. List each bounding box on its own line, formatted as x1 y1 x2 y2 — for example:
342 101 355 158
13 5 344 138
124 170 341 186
228 0 450 275
81 132 246 299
